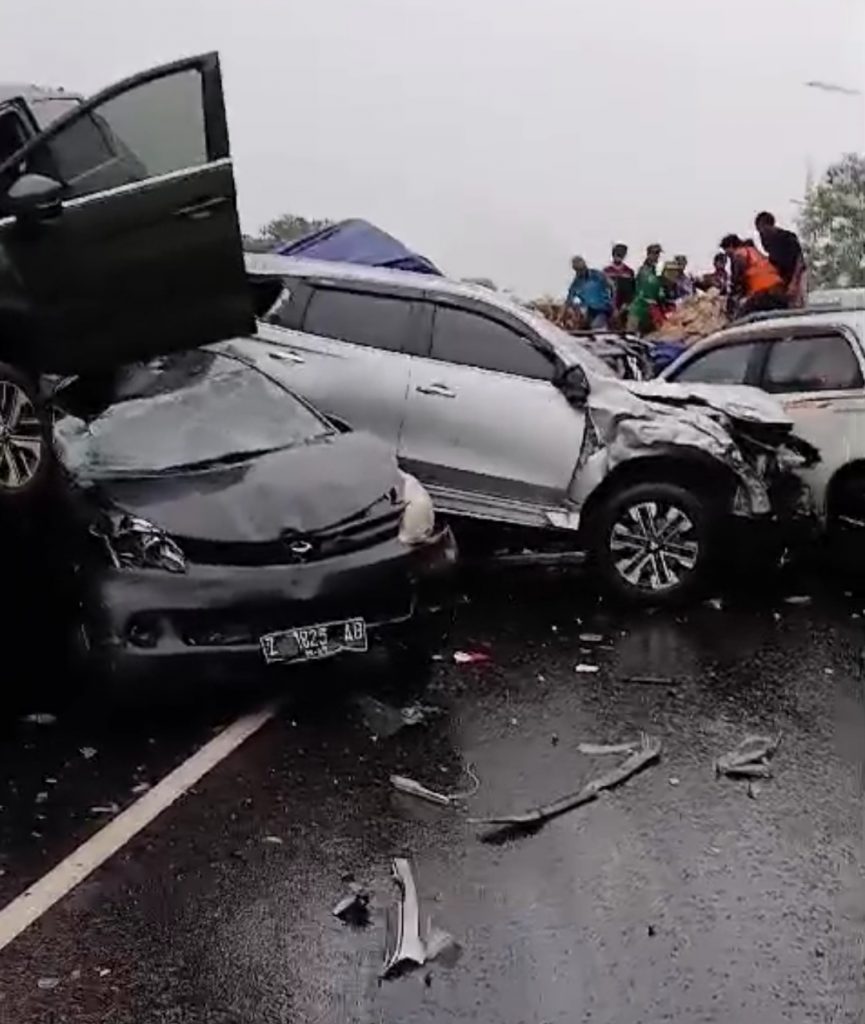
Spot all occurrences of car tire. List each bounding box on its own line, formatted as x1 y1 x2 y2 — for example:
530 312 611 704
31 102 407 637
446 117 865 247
827 471 865 574
590 480 715 606
0 362 51 505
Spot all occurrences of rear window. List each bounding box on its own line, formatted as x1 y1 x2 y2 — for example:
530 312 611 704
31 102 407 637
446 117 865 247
302 289 411 353
762 334 863 393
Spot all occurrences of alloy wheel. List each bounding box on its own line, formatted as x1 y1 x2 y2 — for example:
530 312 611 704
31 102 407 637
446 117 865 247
609 500 699 593
0 380 43 490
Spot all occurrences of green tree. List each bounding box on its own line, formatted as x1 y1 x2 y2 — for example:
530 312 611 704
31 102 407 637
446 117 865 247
257 213 334 246
799 153 865 288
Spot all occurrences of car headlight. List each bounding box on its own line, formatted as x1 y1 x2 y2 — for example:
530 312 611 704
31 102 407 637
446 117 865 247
398 472 436 546
91 511 187 574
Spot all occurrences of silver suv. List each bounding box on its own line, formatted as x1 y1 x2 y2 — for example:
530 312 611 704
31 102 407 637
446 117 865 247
228 255 815 604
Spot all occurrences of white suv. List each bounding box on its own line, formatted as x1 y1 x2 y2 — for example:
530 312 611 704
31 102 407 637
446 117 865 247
663 307 865 535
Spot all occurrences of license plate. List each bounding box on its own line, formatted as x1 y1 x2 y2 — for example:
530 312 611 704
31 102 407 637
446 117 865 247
260 617 368 665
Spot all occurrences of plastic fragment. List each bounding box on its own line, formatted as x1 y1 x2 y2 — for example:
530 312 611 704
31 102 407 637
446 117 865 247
382 858 426 977
390 764 480 806
784 595 812 605
715 733 781 779
332 887 371 927
90 803 119 815
575 663 600 674
80 747 97 760
37 977 60 990
579 633 604 643
453 650 491 665
23 713 56 725
578 741 637 756
262 835 283 844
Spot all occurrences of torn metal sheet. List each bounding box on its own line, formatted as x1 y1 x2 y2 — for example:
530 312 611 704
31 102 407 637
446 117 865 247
569 375 819 521
715 733 781 779
474 734 662 837
382 858 427 977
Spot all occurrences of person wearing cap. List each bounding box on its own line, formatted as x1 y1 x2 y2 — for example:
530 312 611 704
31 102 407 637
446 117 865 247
627 243 664 334
720 233 787 317
603 243 636 327
672 254 695 299
564 256 614 329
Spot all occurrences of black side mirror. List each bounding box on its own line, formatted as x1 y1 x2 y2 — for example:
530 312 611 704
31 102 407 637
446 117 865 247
558 363 590 405
4 173 63 219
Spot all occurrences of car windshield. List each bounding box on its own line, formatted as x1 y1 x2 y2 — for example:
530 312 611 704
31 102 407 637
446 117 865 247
54 350 332 477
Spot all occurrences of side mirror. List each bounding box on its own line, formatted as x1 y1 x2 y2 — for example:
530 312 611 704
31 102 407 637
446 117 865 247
4 173 63 219
558 363 590 405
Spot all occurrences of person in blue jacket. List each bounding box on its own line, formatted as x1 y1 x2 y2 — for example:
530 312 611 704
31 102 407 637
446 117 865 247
564 256 614 329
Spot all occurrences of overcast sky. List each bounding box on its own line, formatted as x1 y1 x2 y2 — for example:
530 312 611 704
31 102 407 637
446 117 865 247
2 0 863 295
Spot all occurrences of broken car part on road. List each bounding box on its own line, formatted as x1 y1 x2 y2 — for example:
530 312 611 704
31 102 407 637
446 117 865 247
715 734 781 779
382 858 458 979
390 764 480 806
474 733 662 838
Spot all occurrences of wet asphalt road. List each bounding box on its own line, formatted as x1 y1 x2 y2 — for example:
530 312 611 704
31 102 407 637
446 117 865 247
0 567 864 1023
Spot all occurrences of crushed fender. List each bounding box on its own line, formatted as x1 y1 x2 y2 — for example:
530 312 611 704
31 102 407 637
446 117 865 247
715 733 781 779
473 734 661 839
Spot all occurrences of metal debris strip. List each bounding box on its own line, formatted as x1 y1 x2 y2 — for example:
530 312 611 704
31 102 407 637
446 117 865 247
382 858 427 978
575 663 600 674
22 713 57 726
578 741 638 756
453 650 491 665
715 733 781 779
473 734 662 836
390 764 480 807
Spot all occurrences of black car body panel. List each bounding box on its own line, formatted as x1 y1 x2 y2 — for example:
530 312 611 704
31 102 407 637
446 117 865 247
54 350 456 681
0 53 253 375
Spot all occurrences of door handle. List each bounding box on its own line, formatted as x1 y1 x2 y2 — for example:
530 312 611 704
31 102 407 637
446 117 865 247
173 196 230 220
268 350 306 365
416 382 456 398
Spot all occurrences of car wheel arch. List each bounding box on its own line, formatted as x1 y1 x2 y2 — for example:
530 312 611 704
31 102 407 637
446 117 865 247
825 461 865 522
578 450 739 541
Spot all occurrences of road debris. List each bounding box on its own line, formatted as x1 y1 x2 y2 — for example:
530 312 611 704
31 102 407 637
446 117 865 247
578 633 604 644
131 782 151 795
390 764 480 806
669 777 680 786
626 675 678 686
424 923 462 967
705 597 724 611
80 747 97 760
747 782 761 799
575 663 600 674
37 977 61 990
89 803 120 815
784 595 812 606
382 858 427 978
355 695 445 739
474 734 662 838
453 650 491 665
35 791 48 804
332 886 371 928
262 835 284 845
715 734 781 779
22 713 57 726
578 741 638 756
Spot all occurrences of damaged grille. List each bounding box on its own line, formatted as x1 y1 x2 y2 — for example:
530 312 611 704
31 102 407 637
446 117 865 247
178 507 403 567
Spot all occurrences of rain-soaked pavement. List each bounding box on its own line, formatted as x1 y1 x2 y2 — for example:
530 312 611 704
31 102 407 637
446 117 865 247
0 565 863 1023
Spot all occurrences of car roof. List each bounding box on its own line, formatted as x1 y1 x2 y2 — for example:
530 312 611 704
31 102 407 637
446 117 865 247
246 252 527 317
0 83 79 106
681 307 865 359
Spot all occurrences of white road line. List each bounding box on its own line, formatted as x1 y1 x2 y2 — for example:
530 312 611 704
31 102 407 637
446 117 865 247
0 701 279 955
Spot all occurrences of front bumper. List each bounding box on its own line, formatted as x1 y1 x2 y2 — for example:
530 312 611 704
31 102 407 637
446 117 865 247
81 526 457 681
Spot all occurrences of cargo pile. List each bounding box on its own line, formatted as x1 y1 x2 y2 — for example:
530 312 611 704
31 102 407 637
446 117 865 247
646 289 728 343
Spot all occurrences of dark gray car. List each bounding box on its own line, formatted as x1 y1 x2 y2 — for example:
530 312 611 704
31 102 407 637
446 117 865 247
0 54 253 503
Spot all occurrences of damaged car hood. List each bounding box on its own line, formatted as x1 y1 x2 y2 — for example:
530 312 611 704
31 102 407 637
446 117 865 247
622 379 794 428
60 429 403 544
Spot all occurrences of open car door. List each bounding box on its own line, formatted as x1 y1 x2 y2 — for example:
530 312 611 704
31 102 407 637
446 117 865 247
0 53 253 374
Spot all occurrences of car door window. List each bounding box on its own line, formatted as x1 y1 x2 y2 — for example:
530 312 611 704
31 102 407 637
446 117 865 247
302 288 412 352
20 67 208 192
430 305 553 380
762 334 863 393
672 342 759 385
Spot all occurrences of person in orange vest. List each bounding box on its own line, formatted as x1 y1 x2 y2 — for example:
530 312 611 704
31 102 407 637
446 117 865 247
719 234 788 318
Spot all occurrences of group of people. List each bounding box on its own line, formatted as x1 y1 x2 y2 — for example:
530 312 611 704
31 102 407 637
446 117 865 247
564 211 806 335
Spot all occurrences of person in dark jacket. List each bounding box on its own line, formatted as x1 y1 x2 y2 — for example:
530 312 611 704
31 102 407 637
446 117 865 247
603 243 636 326
755 211 806 307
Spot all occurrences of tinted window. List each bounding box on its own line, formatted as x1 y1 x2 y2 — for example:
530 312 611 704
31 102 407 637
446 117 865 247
29 97 81 128
763 334 863 393
672 342 757 385
24 67 207 189
430 305 553 379
303 289 412 352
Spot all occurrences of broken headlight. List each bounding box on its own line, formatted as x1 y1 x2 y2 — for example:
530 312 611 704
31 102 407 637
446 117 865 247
91 512 187 574
398 472 436 546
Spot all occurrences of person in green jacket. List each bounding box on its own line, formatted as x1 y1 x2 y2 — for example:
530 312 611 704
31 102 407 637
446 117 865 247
626 243 663 334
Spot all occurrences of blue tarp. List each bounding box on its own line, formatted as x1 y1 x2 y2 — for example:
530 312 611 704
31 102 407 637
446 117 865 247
275 218 442 275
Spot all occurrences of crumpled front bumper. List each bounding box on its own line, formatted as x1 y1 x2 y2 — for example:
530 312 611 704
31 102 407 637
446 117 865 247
80 527 457 684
